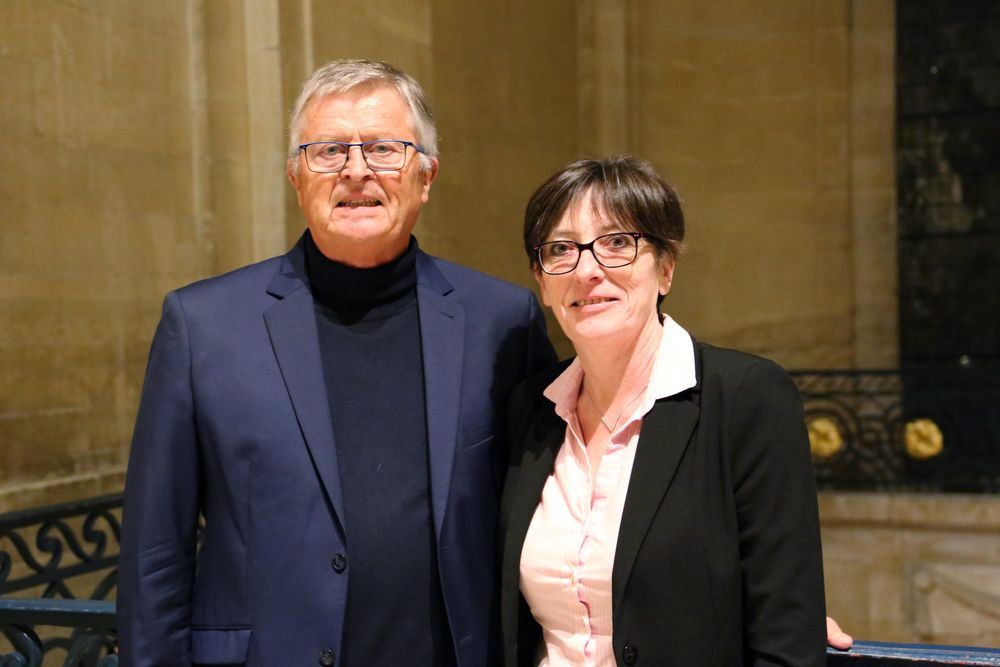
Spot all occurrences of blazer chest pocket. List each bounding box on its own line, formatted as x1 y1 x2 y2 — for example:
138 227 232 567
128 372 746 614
191 627 252 665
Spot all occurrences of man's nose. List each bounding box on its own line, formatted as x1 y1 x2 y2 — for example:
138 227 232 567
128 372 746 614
341 145 371 180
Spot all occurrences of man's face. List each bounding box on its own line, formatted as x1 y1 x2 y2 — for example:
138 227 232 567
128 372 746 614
287 86 438 267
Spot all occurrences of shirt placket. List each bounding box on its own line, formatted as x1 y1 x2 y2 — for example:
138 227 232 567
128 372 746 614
568 414 628 665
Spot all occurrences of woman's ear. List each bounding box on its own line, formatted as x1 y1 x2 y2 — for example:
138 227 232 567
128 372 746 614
659 257 676 296
533 267 551 307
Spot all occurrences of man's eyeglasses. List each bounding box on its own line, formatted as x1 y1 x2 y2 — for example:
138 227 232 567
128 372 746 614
533 232 659 275
298 140 425 173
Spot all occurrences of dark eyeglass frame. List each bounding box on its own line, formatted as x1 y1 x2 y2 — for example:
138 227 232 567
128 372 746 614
298 139 426 173
533 231 660 275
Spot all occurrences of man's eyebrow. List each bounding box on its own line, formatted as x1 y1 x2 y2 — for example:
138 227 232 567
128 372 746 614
359 131 411 140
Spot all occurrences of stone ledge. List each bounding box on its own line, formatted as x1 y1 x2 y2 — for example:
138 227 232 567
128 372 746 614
819 492 1000 531
0 468 126 514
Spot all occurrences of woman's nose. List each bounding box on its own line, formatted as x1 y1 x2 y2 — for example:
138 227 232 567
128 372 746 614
574 248 604 281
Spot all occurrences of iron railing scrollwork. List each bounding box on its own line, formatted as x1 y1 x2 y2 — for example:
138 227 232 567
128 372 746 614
792 370 907 490
0 494 121 666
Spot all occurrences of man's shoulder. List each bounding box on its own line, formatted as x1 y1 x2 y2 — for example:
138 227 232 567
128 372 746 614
423 253 530 293
420 252 536 308
173 254 286 301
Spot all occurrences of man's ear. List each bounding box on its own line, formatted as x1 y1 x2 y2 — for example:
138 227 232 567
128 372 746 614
286 160 304 207
420 157 439 203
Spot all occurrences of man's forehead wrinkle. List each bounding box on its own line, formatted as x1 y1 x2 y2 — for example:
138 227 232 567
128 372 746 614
301 116 355 142
302 96 417 143
302 120 402 142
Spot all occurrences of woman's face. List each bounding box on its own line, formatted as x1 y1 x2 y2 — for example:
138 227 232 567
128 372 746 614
535 190 674 346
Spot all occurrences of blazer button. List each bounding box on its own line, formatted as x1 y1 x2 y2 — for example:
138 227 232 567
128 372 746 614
331 553 347 573
622 643 638 665
319 648 336 666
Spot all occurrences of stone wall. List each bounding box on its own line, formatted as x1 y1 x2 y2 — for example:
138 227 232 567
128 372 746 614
1 3 897 508
1 3 207 509
629 0 898 371
4 1 998 650
821 492 1000 647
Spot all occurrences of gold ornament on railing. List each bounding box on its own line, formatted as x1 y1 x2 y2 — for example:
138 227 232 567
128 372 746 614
807 416 843 460
904 418 943 460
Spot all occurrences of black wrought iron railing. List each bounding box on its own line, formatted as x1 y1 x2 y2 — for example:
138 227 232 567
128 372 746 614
1 491 998 665
0 493 121 666
792 370 906 490
791 369 1000 492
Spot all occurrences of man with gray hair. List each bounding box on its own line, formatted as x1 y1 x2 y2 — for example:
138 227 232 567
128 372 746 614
119 59 555 666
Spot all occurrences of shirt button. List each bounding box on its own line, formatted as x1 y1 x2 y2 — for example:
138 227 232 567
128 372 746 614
622 643 638 664
319 648 336 666
331 553 347 573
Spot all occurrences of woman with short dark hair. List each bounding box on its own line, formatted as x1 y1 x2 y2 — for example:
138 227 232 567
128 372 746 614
499 156 827 666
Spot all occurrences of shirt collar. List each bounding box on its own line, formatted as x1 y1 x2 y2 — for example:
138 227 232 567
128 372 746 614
543 315 697 423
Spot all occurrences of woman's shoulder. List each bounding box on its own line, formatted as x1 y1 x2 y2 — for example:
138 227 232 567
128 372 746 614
693 340 796 394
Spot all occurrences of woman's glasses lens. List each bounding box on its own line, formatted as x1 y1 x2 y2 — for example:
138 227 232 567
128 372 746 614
538 233 639 274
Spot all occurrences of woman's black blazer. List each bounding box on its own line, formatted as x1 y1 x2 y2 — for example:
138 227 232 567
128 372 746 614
499 341 827 666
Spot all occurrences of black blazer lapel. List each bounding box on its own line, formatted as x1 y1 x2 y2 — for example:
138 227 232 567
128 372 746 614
263 239 347 534
611 393 700 616
501 397 565 656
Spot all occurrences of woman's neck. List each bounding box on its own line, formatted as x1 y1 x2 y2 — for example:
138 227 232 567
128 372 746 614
575 312 664 413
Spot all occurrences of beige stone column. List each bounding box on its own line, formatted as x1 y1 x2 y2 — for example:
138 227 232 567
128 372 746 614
185 0 213 277
577 0 629 157
848 0 898 368
243 0 288 265
203 0 288 274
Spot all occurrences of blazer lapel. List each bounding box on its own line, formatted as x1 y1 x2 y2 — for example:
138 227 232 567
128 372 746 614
415 252 466 537
612 393 700 616
501 400 565 641
263 239 347 533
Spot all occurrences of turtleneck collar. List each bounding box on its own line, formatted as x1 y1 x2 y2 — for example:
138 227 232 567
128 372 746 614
305 232 419 313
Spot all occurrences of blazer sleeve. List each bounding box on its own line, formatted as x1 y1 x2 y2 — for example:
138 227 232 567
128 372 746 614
729 358 826 666
495 292 557 488
118 291 202 666
526 291 558 376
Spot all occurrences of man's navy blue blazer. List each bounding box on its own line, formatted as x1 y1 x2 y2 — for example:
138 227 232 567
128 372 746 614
118 234 556 666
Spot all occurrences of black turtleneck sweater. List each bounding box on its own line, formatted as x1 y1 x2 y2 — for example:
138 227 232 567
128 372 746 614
306 234 454 667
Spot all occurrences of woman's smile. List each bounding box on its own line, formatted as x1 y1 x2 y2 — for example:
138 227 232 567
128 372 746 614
571 296 619 309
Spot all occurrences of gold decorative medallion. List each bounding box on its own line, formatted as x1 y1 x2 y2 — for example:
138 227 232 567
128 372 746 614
807 416 843 460
905 418 944 460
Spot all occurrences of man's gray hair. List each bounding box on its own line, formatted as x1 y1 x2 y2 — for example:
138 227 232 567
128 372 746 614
287 59 438 173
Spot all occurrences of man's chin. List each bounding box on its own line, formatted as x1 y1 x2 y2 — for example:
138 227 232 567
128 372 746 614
311 226 410 266
328 207 388 226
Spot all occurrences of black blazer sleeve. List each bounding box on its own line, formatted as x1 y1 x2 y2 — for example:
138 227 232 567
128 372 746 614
728 358 826 666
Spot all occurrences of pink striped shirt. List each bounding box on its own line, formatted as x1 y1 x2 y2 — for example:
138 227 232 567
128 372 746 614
518 316 696 666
